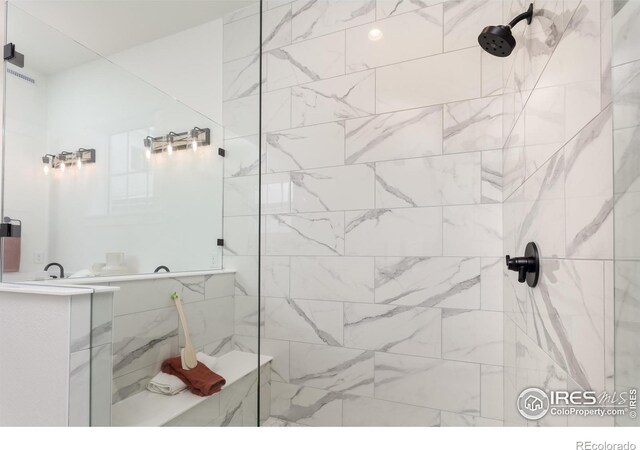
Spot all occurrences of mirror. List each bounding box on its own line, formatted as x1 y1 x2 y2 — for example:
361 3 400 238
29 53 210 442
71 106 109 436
1 2 240 280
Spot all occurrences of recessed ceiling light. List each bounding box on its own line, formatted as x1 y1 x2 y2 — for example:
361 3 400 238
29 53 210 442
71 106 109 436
368 28 383 41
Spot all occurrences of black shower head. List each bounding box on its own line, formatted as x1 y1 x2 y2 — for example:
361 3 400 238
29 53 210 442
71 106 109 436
478 3 533 57
478 26 516 57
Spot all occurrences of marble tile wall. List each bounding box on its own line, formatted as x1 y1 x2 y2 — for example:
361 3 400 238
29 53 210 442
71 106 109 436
223 0 509 426
611 0 640 428
110 274 236 404
501 0 624 427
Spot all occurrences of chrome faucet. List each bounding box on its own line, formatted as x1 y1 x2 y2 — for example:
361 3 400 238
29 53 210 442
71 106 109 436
44 262 65 279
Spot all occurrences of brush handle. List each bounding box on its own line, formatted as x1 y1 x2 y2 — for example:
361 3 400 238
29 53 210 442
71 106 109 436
171 292 198 369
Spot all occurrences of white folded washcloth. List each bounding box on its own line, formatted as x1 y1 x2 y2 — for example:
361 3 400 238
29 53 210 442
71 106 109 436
146 351 219 396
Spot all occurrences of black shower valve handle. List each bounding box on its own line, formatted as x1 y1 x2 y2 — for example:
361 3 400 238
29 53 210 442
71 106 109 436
505 242 540 288
505 255 529 283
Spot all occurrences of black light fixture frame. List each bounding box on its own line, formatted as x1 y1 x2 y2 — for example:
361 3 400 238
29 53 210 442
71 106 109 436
144 127 211 156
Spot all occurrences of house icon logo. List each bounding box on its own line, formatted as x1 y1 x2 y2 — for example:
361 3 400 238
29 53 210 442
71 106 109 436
517 388 550 420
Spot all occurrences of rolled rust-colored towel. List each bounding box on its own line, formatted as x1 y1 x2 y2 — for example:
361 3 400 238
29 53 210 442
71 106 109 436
161 357 226 397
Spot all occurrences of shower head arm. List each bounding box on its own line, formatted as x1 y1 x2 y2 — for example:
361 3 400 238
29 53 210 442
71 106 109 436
507 3 533 29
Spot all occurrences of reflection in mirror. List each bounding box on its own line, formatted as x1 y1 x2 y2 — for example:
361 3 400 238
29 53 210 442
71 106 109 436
2 3 229 281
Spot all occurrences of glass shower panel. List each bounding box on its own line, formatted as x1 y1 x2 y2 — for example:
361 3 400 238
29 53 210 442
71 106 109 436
612 0 640 428
2 0 262 427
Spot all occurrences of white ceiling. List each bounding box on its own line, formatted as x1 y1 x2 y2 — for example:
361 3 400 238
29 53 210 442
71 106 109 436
8 0 255 74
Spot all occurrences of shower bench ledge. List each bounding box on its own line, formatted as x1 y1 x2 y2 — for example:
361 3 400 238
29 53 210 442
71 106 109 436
112 351 272 427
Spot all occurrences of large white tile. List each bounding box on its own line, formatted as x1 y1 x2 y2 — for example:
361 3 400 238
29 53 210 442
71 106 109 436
271 381 342 426
443 204 502 256
223 216 259 256
376 0 441 19
292 70 375 127
342 396 440 426
291 0 376 42
612 0 640 66
481 364 504 421
291 164 375 212
224 13 260 62
375 352 480 414
376 48 481 113
266 212 344 256
503 152 566 259
290 256 374 303
263 3 292 51
481 150 503 203
443 96 503 154
480 257 503 311
443 0 502 52
344 303 441 357
224 175 259 216
441 412 502 427
224 95 260 138
181 297 234 349
223 54 260 101
234 295 261 337
261 256 290 298
113 276 206 316
615 191 640 260
289 343 374 396
263 89 292 132
262 172 292 214
375 256 481 309
224 135 260 178
375 153 481 207
442 309 503 365
267 122 345 173
112 307 178 378
265 297 343 346
564 109 613 259
345 106 442 164
268 33 345 90
345 207 442 256
346 4 443 72
224 255 258 297
614 125 640 195
529 259 606 391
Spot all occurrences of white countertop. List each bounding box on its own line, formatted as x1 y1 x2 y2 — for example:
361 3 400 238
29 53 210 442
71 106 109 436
0 282 94 296
112 351 272 427
42 269 236 285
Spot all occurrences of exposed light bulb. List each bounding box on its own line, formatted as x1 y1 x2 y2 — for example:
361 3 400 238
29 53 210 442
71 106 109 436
60 162 66 172
76 158 82 169
167 142 173 156
145 148 151 160
368 28 383 41
43 164 49 174
192 139 198 152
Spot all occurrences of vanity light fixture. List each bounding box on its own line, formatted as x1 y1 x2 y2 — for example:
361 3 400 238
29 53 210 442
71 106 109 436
143 127 211 158
41 148 96 173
